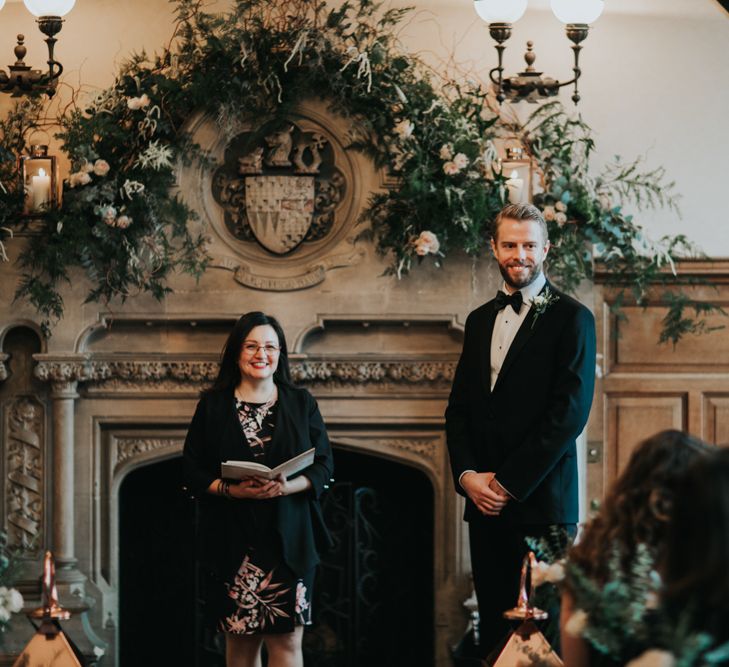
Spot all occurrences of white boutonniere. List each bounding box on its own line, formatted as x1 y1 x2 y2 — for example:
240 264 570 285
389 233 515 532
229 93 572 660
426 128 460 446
530 287 559 328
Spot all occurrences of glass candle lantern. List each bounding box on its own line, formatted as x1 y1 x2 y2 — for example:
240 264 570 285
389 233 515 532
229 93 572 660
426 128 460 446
18 145 59 215
501 145 533 204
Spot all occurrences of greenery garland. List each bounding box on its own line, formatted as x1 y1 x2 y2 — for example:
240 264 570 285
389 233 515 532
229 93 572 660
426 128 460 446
0 0 722 341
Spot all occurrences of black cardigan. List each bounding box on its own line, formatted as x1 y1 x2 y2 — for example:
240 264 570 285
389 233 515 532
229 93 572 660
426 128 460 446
183 383 334 577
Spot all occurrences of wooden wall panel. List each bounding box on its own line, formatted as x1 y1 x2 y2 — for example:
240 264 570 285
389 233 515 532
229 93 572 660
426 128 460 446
703 394 729 445
605 394 686 481
609 304 729 372
591 260 729 500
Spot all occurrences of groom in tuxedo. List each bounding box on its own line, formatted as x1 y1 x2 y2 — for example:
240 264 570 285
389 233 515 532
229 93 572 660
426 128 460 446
446 203 596 657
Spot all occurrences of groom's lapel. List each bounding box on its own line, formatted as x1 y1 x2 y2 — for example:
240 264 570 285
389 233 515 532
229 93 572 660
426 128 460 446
493 282 553 393
480 303 499 396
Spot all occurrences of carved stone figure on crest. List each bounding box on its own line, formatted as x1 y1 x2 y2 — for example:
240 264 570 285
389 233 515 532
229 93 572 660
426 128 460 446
264 125 294 167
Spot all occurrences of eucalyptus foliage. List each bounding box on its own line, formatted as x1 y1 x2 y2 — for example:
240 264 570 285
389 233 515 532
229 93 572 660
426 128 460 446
566 546 729 667
0 0 721 341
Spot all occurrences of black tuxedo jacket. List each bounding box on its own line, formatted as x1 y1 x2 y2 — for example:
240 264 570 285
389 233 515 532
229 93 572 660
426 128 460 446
183 383 333 577
445 282 596 525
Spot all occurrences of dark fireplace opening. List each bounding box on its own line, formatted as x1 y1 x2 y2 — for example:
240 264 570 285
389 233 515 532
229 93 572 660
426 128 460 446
118 456 196 666
119 448 434 667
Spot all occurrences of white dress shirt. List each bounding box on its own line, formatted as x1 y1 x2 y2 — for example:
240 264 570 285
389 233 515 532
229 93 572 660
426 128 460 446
490 272 546 391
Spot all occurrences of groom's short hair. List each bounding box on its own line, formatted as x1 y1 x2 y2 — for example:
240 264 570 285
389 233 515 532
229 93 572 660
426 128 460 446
491 204 549 243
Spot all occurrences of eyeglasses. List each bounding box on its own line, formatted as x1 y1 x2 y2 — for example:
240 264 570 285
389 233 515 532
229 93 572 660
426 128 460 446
242 343 280 356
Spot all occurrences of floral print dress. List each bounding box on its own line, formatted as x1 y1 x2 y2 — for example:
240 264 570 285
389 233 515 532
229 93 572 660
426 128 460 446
218 398 313 635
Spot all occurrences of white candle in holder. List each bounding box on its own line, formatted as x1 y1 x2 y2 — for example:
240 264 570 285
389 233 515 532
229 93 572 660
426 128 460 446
31 168 51 212
505 170 524 204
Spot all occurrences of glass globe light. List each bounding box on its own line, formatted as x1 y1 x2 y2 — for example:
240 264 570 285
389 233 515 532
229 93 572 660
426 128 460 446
474 0 528 24
550 0 604 24
23 0 76 17
0 0 6 12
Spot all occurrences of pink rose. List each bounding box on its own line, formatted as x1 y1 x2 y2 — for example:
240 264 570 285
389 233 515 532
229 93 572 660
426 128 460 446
443 161 459 176
413 230 440 256
542 205 556 221
116 215 132 229
439 144 453 160
93 159 110 177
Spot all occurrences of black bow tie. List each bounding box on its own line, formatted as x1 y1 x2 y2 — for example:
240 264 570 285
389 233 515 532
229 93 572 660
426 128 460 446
494 290 523 314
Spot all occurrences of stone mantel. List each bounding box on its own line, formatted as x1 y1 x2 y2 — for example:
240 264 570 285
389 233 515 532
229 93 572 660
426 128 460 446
31 353 458 395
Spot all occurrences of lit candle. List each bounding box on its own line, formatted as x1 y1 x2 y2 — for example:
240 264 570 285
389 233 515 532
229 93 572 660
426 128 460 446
505 169 524 204
31 168 51 212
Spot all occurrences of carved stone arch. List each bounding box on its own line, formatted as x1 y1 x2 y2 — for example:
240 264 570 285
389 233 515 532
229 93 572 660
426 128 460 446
98 430 186 592
0 322 47 381
330 434 444 494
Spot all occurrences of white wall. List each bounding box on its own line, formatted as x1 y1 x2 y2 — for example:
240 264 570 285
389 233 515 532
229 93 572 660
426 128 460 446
1 0 728 253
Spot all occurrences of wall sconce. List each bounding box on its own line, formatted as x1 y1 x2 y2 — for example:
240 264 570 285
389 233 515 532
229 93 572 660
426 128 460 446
474 0 604 105
0 0 75 97
18 145 59 215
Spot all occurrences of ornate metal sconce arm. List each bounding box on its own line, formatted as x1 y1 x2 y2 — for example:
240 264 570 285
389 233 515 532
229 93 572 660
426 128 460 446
0 18 65 97
563 24 588 104
488 23 512 105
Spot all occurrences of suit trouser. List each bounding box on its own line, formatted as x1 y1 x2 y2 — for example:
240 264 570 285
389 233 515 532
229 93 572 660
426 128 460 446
468 517 575 658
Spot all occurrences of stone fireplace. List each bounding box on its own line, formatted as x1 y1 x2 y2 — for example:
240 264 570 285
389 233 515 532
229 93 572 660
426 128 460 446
0 313 473 666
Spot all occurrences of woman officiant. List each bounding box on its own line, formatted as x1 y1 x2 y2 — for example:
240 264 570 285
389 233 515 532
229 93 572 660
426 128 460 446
183 311 333 667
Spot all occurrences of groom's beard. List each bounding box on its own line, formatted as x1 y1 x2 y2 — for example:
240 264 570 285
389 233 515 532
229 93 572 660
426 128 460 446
498 259 542 289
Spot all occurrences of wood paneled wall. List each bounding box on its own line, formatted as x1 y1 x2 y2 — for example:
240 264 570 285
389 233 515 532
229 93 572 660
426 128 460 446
588 260 729 504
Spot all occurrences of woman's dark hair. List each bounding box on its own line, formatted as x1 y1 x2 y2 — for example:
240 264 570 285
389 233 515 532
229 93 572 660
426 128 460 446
207 312 293 393
663 446 729 641
568 430 711 583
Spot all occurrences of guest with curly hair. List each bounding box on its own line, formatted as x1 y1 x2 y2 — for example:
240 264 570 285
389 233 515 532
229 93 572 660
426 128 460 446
561 430 711 667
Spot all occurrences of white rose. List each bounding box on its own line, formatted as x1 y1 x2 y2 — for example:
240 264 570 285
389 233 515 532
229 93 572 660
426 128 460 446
555 211 568 225
542 205 556 221
413 231 440 256
564 609 588 638
555 200 567 212
127 93 151 110
116 215 132 229
80 161 94 174
0 606 9 623
101 206 117 226
4 588 23 613
443 161 460 176
439 144 453 161
626 650 676 667
68 171 92 188
394 119 414 139
452 153 469 170
599 194 611 210
93 159 110 177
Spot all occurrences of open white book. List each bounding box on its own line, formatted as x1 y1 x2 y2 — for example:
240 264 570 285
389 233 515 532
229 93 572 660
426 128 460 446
221 447 315 481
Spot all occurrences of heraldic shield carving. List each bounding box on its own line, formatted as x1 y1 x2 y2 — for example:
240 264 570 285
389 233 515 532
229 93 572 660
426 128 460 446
212 122 346 256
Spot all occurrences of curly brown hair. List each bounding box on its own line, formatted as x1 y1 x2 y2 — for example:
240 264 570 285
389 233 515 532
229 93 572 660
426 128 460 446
568 430 711 583
664 446 729 641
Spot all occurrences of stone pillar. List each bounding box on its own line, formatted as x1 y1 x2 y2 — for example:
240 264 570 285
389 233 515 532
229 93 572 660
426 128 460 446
50 379 79 569
34 357 91 586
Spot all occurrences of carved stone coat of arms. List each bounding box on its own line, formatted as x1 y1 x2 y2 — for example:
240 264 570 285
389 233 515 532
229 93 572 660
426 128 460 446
213 122 346 255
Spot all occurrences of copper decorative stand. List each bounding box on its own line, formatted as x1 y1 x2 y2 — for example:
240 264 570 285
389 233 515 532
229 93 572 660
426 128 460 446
491 552 563 667
12 551 85 667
